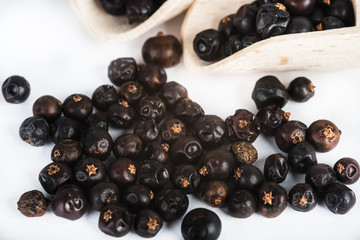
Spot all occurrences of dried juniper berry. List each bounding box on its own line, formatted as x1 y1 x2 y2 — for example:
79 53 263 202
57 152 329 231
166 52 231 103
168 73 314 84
224 35 243 57
285 17 314 34
227 189 257 218
119 81 145 105
126 0 155 24
231 141 258 165
275 120 307 153
84 113 109 132
92 85 119 111
74 158 107 189
51 139 82 165
159 81 188 108
142 32 182 68
98 205 132 237
288 142 317 173
106 100 135 129
137 64 167 94
89 181 120 211
32 95 62 122
225 109 261 142
108 158 138 188
181 208 221 240
257 181 288 218
62 94 93 121
38 162 73 194
242 33 261 48
287 77 315 102
134 119 160 143
305 163 337 196
233 3 258 35
123 184 154 212
170 164 201 194
334 157 360 185
174 98 204 124
170 136 203 165
193 115 227 149
138 160 169 190
252 75 289 109
307 119 341 152
113 133 143 160
2 75 30 103
256 3 290 39
50 117 82 144
83 129 113 161
202 180 228 208
256 105 290 136
144 142 169 164
160 118 186 144
264 153 289 183
288 183 316 212
52 184 88 221
154 188 189 221
218 14 236 38
324 183 356 214
193 29 224 62
198 148 235 181
283 0 316 15
19 116 50 146
326 0 355 26
233 164 264 192
108 58 137 86
134 209 163 238
317 16 345 30
17 190 49 217
138 96 166 122
99 0 126 15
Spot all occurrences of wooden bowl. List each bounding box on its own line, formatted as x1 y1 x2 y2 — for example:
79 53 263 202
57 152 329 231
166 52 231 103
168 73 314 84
70 0 194 42
181 0 360 73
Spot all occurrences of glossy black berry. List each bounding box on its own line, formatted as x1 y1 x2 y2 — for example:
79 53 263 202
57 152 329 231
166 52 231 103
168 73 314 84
285 17 314 34
193 29 224 62
193 115 227 149
138 160 169 190
92 85 119 111
181 208 221 240
2 75 30 103
123 184 153 212
242 33 261 48
51 139 82 165
106 101 135 129
113 133 143 160
256 105 290 136
288 142 317 173
287 77 315 102
142 32 182 68
230 141 258 165
288 183 316 212
174 98 204 124
134 119 160 143
160 118 186 144
119 81 145 105
224 35 243 57
257 181 288 218
98 205 132 237
38 162 73 194
170 164 201 194
138 96 166 122
137 64 167 94
19 116 50 146
32 95 62 122
159 81 188 108
233 4 258 35
233 164 265 192
126 0 155 24
84 113 109 132
144 142 169 164
154 188 189 221
225 109 261 142
108 158 138 188
305 163 337 196
134 209 163 238
227 189 257 218
89 181 121 211
307 119 341 152
202 180 228 208
264 153 289 183
170 136 203 165
326 0 355 26
252 75 289 109
99 0 126 15
318 16 345 30
324 183 356 214
275 120 307 153
83 129 113 161
17 190 49 217
62 94 93 121
334 157 360 184
52 184 88 221
108 58 137 86
74 158 107 189
218 14 236 38
50 117 82 144
283 0 316 15
256 3 290 39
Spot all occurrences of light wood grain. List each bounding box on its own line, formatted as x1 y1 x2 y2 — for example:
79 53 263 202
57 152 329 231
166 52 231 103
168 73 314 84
181 0 360 73
70 0 193 42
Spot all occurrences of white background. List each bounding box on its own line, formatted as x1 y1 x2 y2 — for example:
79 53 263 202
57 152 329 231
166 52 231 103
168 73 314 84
0 1 360 240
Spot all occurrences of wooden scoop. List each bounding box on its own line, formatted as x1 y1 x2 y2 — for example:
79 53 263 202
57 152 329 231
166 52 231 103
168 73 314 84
181 0 360 73
70 0 194 42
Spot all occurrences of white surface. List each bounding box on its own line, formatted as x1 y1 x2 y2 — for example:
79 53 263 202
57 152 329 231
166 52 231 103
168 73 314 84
0 1 360 240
